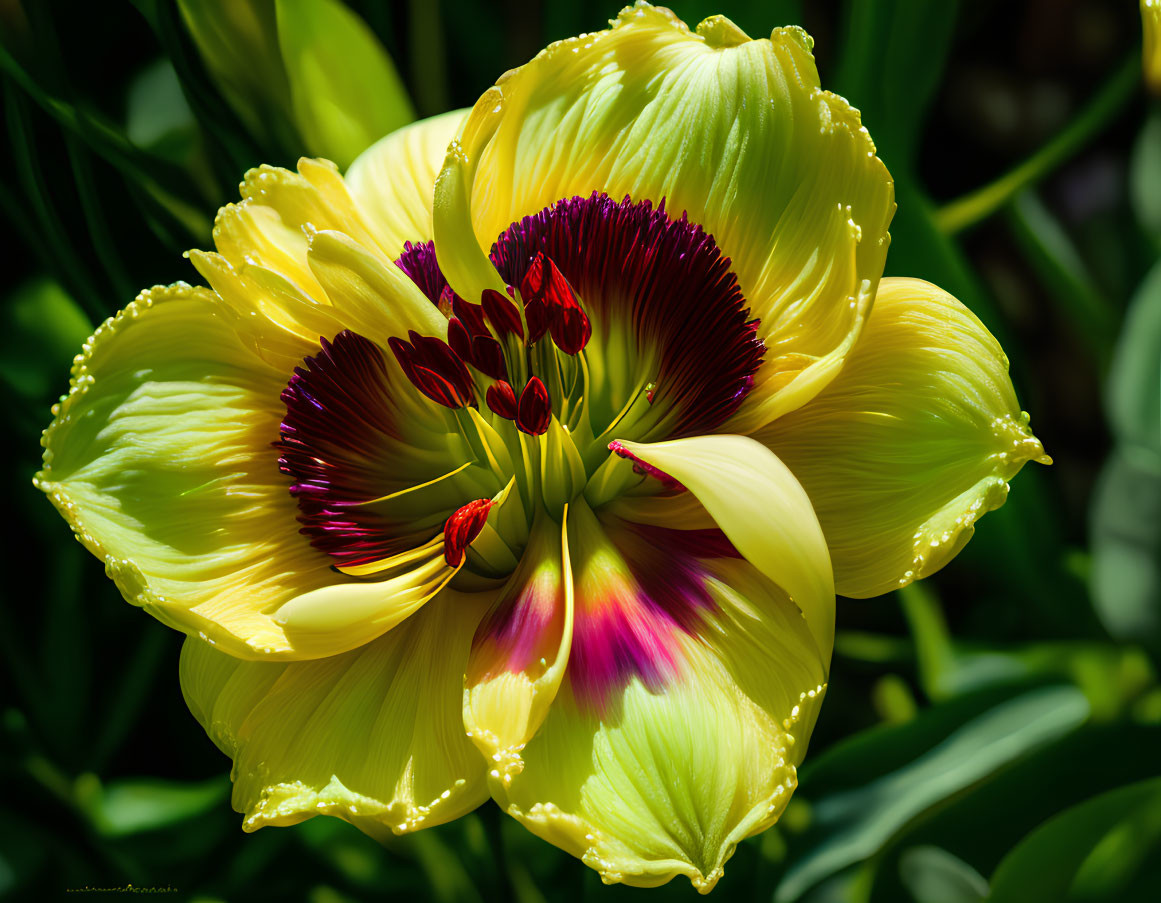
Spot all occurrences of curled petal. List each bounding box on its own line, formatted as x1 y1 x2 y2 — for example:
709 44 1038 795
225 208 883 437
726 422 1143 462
612 434 834 660
759 277 1050 598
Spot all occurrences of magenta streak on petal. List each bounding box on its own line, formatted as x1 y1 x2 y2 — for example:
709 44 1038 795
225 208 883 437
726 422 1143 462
276 330 428 566
490 193 765 437
608 440 685 491
394 239 461 310
473 568 562 679
567 521 736 711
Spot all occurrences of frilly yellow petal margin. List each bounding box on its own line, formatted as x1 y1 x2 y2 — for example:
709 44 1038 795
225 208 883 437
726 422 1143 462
180 589 492 839
489 558 829 892
760 277 1051 599
441 0 894 430
34 281 455 662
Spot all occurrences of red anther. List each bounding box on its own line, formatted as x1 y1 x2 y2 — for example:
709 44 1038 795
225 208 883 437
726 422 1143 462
447 318 473 363
519 252 590 353
516 376 552 435
471 335 508 380
552 298 592 355
443 498 494 566
486 380 518 420
523 296 549 343
452 296 489 337
388 334 474 408
481 288 524 340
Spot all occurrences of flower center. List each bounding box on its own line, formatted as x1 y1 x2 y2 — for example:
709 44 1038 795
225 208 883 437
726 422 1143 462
277 194 762 575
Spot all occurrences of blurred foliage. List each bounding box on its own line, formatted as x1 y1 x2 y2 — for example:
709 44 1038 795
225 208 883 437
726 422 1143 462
1 0 1159 900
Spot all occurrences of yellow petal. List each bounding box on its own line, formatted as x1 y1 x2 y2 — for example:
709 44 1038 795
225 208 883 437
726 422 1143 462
492 556 827 891
613 434 834 661
439 2 893 423
463 511 573 779
759 277 1051 599
1145 0 1161 95
35 283 451 660
346 110 468 253
180 587 491 837
272 539 460 658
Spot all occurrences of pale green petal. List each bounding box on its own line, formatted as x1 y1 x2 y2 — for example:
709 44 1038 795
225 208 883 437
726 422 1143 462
36 283 455 659
759 277 1051 599
275 0 414 168
180 588 491 836
347 110 468 252
492 558 827 891
614 434 834 660
437 1 893 425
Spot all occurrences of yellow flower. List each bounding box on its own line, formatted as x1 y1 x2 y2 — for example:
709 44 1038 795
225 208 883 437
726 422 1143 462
1145 0 1161 95
37 3 1048 891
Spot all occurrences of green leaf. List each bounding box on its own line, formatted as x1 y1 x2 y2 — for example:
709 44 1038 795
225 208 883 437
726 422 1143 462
776 686 1089 902
126 59 198 164
176 0 296 148
1004 190 1116 365
898 846 988 903
0 278 92 401
1130 107 1161 245
275 0 415 168
1091 259 1161 652
87 776 229 837
833 0 959 172
988 778 1161 903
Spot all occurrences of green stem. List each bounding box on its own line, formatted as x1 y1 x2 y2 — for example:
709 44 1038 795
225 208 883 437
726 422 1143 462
936 51 1141 235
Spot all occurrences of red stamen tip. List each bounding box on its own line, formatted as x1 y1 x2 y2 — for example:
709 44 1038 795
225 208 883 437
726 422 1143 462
486 380 518 420
519 251 590 354
481 288 524 340
444 498 494 566
388 333 475 408
608 440 685 491
516 376 552 435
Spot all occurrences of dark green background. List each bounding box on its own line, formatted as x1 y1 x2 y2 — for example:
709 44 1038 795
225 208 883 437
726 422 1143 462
2 1 1159 901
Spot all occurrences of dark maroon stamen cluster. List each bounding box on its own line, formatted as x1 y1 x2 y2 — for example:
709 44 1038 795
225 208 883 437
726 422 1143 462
277 331 411 566
387 331 475 408
491 193 765 437
395 240 459 313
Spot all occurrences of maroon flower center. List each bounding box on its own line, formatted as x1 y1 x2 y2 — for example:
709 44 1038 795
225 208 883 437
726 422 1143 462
276 194 764 568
